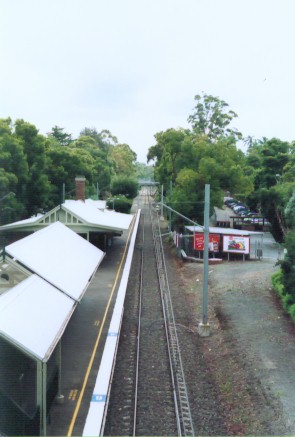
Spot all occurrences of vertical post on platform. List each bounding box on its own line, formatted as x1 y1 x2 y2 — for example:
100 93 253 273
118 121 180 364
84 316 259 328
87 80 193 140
160 185 164 221
198 184 211 336
169 180 172 231
62 183 65 204
56 341 64 405
41 362 47 436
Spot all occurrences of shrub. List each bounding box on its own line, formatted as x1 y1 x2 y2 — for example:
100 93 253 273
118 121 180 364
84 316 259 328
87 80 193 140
281 230 295 297
288 304 295 323
271 270 285 297
111 176 138 199
106 195 132 214
282 293 294 311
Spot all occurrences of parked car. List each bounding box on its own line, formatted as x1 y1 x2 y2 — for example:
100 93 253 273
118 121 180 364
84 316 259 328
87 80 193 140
233 205 246 213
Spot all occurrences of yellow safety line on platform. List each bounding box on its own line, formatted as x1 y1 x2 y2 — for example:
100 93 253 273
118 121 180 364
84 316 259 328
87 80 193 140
67 214 137 436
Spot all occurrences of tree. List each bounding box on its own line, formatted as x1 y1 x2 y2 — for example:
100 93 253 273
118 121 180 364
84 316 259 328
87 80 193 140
245 138 294 241
79 127 117 153
147 128 189 190
280 230 295 298
72 135 114 196
14 119 51 215
169 168 201 223
47 125 72 146
285 188 295 228
111 176 138 199
188 93 242 142
110 143 137 176
135 162 154 181
45 143 96 203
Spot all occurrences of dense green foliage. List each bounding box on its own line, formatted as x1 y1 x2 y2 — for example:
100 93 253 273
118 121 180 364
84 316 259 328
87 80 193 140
0 119 140 223
1 91 294 309
106 195 132 214
147 94 254 225
147 93 294 312
246 138 295 241
111 176 138 199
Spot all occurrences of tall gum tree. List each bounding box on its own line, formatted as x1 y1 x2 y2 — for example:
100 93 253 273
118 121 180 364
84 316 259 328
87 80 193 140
188 93 242 142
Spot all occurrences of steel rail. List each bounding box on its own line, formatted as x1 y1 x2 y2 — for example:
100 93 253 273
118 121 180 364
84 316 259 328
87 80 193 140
149 197 183 436
132 211 145 436
151 200 195 437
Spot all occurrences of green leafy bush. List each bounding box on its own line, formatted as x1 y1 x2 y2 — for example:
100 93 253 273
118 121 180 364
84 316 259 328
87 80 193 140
282 293 294 311
271 270 285 297
111 176 138 199
106 195 132 214
288 304 295 323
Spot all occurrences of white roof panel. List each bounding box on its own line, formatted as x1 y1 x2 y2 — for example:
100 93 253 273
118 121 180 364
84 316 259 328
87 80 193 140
64 200 133 231
0 213 43 229
0 275 75 361
85 199 106 210
5 222 105 301
185 225 263 236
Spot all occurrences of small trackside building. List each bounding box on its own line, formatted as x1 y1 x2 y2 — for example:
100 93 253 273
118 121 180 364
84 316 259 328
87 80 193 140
177 225 264 260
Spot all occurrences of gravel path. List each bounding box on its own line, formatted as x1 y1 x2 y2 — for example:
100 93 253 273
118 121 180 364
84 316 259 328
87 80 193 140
209 259 295 434
166 239 295 435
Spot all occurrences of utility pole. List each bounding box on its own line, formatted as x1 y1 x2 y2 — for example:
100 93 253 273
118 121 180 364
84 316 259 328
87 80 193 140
198 184 211 336
169 180 172 231
160 185 164 221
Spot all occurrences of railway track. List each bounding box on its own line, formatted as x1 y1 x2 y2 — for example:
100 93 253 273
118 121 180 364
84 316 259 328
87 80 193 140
104 192 194 436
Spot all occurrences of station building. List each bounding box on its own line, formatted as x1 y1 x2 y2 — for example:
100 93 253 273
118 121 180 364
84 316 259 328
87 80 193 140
0 177 134 436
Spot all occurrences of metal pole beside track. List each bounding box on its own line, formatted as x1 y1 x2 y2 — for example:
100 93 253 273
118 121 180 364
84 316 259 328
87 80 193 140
198 184 211 336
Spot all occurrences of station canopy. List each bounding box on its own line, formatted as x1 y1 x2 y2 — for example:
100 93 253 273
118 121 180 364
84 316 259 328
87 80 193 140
5 221 105 301
63 200 133 231
0 199 133 234
0 274 75 362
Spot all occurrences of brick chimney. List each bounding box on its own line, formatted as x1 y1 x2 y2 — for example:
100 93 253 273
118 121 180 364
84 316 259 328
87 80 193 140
75 176 86 201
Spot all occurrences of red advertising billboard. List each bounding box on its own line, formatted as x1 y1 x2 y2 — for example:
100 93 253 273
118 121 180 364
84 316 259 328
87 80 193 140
194 233 220 252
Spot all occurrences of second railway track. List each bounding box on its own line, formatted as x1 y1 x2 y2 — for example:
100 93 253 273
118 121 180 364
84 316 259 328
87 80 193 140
104 192 194 436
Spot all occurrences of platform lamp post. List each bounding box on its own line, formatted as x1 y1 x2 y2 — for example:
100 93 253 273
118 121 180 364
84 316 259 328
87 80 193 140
198 184 211 336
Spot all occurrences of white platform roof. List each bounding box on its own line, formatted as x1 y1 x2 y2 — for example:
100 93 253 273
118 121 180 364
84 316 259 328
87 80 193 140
85 199 106 210
185 225 263 236
0 213 43 229
64 200 133 231
0 199 133 234
5 221 105 301
0 274 76 362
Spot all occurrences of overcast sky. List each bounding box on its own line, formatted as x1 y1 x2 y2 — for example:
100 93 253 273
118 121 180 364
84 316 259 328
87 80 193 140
1 0 295 163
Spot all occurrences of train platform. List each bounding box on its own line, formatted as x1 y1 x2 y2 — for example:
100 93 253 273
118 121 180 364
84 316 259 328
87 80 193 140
46 224 134 436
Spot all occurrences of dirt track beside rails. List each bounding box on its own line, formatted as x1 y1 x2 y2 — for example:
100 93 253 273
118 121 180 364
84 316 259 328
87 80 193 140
165 239 295 436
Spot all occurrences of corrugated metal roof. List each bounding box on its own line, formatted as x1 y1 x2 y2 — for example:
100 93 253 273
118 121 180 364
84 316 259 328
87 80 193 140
5 222 105 301
0 274 76 362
